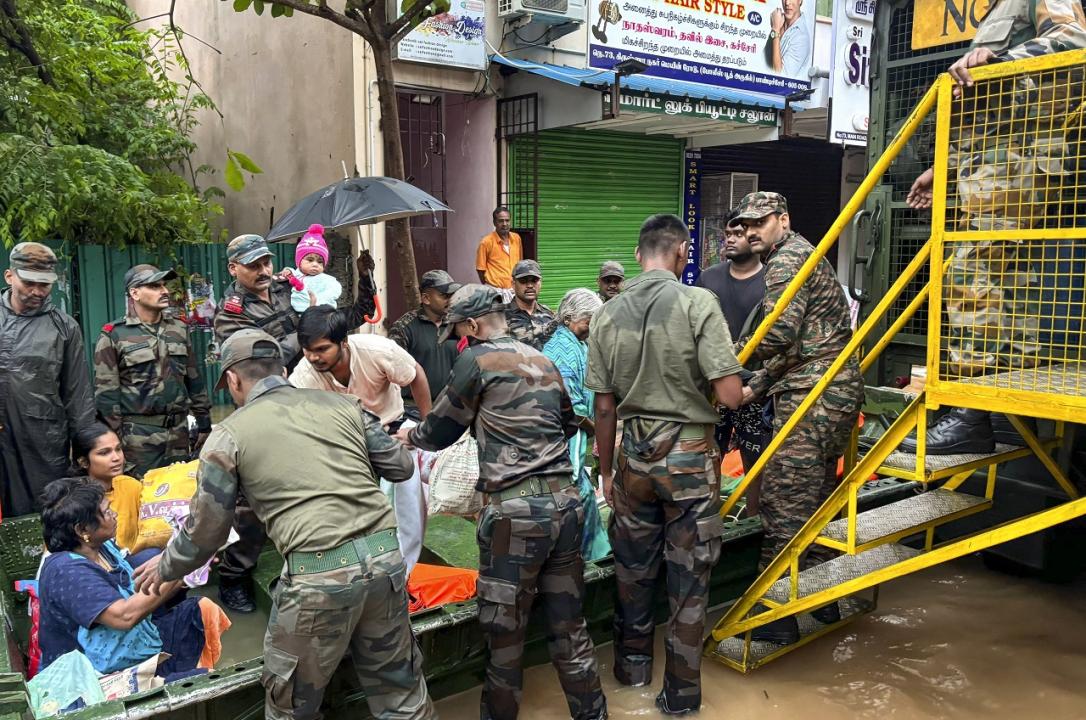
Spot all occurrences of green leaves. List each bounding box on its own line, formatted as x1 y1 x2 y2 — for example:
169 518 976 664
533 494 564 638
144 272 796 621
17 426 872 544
224 0 295 19
224 149 264 191
232 0 252 10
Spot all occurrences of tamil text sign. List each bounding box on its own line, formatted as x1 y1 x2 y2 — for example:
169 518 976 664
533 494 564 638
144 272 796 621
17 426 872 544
602 89 778 125
589 0 817 96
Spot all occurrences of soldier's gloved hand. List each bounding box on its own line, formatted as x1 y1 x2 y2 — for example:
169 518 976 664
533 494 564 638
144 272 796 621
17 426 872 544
357 249 376 276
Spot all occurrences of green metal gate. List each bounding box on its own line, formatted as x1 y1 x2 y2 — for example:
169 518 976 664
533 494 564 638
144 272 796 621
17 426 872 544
512 128 684 309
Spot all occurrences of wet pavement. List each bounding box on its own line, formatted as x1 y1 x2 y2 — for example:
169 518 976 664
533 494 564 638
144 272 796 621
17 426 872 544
434 555 1086 719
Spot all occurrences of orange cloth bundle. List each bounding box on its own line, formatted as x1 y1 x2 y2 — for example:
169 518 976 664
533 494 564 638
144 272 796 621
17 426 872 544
407 563 478 614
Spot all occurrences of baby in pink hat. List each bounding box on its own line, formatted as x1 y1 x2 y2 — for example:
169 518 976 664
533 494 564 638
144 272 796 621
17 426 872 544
283 224 342 311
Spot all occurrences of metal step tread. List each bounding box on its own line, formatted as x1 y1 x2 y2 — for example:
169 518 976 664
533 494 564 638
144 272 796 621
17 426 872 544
764 543 920 604
821 489 989 544
713 597 871 668
879 443 1024 472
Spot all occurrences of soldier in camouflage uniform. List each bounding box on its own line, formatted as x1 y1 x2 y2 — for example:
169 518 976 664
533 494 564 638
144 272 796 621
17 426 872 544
586 214 744 715
504 260 559 350
134 329 433 720
735 192 864 644
94 265 212 477
212 233 378 612
399 284 606 720
904 0 1086 453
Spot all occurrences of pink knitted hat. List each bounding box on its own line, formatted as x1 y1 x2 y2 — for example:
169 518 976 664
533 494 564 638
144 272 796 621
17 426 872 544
296 224 329 266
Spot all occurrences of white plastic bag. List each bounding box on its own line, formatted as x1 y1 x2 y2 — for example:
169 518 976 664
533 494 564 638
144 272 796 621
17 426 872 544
428 434 482 517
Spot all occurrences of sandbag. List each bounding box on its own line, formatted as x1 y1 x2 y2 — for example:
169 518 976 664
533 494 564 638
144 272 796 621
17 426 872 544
133 461 199 553
427 434 482 517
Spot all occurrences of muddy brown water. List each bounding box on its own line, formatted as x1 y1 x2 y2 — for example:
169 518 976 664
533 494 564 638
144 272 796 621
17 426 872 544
434 556 1086 719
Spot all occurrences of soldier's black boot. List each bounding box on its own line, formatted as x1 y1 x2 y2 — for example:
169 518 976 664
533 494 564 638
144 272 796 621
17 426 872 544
898 408 995 455
219 578 256 613
655 692 698 716
750 616 800 645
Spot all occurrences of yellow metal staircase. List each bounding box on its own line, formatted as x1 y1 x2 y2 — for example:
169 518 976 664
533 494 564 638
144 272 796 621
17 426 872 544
705 49 1086 672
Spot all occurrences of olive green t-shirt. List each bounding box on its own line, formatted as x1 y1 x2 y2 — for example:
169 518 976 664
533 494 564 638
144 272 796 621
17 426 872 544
585 269 742 424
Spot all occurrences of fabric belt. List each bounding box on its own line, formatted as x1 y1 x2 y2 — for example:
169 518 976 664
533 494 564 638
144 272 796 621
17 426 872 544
485 475 575 505
287 528 398 576
124 413 185 428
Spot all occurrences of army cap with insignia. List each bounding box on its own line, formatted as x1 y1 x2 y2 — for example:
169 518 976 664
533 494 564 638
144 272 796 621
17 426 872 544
9 242 58 283
227 234 274 265
598 260 625 279
512 259 542 280
420 270 463 294
734 191 789 220
215 328 282 390
125 264 177 291
437 283 506 343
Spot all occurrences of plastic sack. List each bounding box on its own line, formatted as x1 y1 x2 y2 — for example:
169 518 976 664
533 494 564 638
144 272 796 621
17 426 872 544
427 434 482 517
98 653 166 701
27 651 105 717
134 461 198 553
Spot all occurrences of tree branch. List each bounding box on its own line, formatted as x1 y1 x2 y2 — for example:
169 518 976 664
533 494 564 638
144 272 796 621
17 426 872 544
265 0 375 42
0 0 53 85
386 0 435 44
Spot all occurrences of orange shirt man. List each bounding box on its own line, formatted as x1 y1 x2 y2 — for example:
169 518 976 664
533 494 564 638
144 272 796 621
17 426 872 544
475 207 522 290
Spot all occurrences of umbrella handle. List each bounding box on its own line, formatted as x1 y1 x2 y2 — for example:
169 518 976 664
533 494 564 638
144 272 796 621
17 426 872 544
365 292 383 325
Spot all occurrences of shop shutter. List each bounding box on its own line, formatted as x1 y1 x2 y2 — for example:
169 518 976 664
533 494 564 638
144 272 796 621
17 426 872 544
519 128 683 309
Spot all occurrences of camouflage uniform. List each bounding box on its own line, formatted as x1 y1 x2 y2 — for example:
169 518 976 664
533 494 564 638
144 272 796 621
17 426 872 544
943 0 1086 376
212 234 377 593
158 329 432 720
505 259 559 350
586 264 742 714
738 193 864 570
94 266 211 477
408 284 605 720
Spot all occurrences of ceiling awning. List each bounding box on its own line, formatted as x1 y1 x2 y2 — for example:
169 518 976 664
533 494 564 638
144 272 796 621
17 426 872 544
490 54 786 111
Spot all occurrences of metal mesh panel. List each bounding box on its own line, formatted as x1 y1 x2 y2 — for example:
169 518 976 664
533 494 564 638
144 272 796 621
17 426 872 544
934 58 1086 396
886 3 969 63
889 209 931 335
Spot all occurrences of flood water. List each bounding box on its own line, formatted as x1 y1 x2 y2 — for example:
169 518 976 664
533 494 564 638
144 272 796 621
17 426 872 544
434 556 1086 719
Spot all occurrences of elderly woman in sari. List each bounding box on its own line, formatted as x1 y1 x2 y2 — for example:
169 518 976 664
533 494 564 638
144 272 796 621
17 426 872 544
543 288 610 560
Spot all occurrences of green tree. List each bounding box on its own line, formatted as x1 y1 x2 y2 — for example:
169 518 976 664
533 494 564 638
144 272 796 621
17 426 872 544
0 0 248 251
227 0 450 308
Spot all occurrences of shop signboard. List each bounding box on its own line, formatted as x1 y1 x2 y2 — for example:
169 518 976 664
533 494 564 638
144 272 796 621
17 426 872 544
394 0 486 71
602 89 778 125
828 0 874 145
911 0 993 49
588 0 816 96
683 150 703 285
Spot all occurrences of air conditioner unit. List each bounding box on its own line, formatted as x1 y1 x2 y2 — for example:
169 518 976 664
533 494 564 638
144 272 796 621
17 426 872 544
498 0 586 24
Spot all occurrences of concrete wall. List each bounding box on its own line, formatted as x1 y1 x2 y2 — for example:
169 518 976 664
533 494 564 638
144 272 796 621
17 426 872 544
128 1 356 240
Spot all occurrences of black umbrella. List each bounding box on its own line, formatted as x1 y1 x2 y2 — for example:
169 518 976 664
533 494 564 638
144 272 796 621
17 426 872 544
265 175 452 242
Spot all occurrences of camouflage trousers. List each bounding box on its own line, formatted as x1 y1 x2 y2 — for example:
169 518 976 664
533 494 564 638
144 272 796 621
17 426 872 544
120 416 190 477
611 420 724 713
262 548 433 720
475 484 606 720
760 386 861 570
218 491 267 584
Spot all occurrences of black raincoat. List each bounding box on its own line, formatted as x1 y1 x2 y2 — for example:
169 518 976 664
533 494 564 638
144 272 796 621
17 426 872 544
0 290 95 516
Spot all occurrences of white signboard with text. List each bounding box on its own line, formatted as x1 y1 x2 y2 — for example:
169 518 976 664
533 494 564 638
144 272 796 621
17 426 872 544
588 0 816 96
828 0 874 145
395 1 486 71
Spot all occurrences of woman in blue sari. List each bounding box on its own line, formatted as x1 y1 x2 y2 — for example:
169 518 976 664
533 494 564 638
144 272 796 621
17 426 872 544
544 288 611 561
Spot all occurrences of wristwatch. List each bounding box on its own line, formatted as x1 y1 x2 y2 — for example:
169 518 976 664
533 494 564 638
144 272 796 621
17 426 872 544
769 30 778 39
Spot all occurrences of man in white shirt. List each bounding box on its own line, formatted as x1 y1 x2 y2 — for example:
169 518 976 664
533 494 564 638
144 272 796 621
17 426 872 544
291 306 433 571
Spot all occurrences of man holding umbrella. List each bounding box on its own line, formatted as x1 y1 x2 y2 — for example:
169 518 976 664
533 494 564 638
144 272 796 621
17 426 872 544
212 233 377 613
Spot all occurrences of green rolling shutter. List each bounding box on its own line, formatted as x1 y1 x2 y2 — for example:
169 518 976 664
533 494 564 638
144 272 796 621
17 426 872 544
521 128 683 309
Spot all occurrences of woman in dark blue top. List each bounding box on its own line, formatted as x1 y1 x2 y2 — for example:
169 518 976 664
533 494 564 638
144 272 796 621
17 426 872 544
37 478 205 676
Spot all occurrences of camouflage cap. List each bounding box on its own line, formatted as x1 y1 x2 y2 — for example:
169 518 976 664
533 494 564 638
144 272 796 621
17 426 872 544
215 328 282 390
598 260 625 279
9 242 58 283
734 191 789 220
227 234 273 265
420 269 462 294
125 264 177 291
512 259 542 280
437 283 505 343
